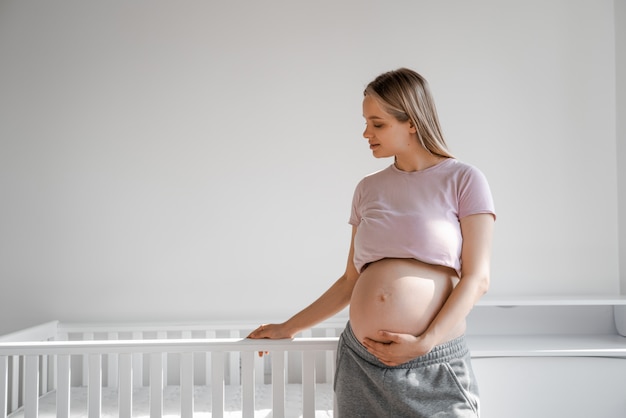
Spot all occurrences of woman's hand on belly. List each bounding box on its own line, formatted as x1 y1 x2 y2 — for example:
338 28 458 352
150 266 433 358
361 330 435 367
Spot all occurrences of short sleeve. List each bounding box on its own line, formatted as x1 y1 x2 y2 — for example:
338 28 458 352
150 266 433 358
458 166 496 220
349 180 364 226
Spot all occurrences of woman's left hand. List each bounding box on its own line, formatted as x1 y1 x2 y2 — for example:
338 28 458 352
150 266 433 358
362 331 434 366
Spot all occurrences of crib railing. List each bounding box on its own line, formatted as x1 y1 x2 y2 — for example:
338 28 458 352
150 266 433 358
57 321 343 388
0 320 345 418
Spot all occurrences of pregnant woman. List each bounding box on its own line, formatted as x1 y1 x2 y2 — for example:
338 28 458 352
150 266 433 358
248 68 495 417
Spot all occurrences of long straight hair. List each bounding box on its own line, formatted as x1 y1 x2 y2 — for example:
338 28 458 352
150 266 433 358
364 68 453 158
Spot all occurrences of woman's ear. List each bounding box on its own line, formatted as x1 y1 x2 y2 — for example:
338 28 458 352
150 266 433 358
408 121 417 134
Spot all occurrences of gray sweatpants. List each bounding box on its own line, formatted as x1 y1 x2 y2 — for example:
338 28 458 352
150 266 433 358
334 322 480 418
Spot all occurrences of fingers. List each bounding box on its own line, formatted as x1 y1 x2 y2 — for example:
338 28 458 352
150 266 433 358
361 337 388 357
249 325 271 357
363 341 400 366
362 336 392 349
377 330 400 342
247 324 268 339
247 323 293 357
248 324 272 357
363 331 431 366
362 333 405 365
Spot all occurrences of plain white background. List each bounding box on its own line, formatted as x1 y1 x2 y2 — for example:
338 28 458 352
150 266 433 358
0 0 623 334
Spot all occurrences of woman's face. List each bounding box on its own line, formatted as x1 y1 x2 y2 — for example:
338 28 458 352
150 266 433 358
362 95 416 159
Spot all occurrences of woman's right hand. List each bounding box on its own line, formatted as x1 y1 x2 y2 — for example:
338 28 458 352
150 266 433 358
247 323 295 357
247 323 295 340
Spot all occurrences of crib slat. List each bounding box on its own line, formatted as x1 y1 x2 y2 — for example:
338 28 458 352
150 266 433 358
180 352 194 418
157 332 167 386
325 328 336 383
211 352 225 418
181 329 194 416
24 355 38 418
10 356 18 413
132 332 143 387
302 351 315 418
40 356 48 395
293 330 313 384
118 353 132 418
54 332 67 395
51 355 57 392
229 330 239 386
150 352 164 418
272 351 286 418
88 354 102 418
205 330 215 386
255 352 265 385
56 355 70 418
53 332 69 394
107 332 118 389
1 356 8 418
241 351 255 418
82 333 94 387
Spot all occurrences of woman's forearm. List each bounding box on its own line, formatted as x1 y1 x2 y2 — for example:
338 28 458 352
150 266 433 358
423 273 488 347
283 273 356 336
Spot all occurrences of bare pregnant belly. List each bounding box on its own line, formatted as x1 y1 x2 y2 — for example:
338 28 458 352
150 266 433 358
349 258 463 344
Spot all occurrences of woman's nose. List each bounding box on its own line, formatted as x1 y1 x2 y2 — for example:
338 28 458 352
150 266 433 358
363 126 371 139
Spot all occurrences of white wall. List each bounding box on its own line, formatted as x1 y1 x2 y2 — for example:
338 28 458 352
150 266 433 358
617 0 626 294
0 0 620 335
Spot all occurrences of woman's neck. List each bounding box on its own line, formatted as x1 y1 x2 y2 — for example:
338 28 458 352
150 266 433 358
394 152 447 172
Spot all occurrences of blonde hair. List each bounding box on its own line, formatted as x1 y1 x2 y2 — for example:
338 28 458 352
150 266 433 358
364 68 453 158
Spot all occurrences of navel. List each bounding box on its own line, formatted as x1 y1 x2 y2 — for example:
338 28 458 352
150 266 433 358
377 290 391 302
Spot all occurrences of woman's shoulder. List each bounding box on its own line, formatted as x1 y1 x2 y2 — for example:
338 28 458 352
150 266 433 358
358 164 394 182
351 165 395 196
441 158 489 181
441 157 476 171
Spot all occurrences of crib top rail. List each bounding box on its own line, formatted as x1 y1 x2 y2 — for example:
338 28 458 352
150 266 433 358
0 318 347 342
0 336 339 356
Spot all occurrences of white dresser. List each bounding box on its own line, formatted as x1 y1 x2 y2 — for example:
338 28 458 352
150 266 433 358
467 295 626 418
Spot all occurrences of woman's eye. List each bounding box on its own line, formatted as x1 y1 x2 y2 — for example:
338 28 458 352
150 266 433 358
373 124 383 128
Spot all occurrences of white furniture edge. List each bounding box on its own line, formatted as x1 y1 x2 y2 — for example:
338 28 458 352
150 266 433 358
477 295 626 337
467 334 626 358
477 294 626 306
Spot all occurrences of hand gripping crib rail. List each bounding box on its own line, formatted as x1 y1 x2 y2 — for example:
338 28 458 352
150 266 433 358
0 320 345 418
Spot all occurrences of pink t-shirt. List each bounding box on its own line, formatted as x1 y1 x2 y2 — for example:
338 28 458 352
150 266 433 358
349 158 495 276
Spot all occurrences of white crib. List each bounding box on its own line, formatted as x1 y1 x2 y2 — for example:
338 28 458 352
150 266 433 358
0 320 346 418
